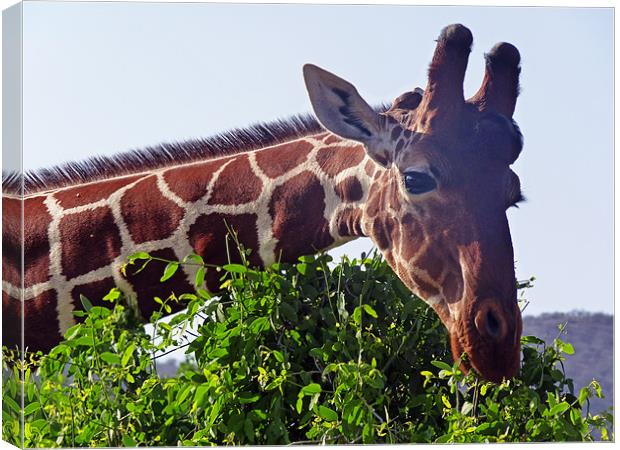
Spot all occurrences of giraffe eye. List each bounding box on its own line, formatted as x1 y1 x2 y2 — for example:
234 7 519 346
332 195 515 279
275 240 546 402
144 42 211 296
403 171 437 195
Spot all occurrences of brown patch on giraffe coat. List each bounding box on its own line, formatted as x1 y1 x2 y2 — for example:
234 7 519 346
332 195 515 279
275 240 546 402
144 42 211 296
315 145 365 177
54 175 142 209
415 246 443 280
121 176 185 244
23 196 52 286
371 218 390 251
2 292 22 351
334 176 363 203
371 215 400 254
208 154 263 205
1 258 20 295
399 264 439 300
323 134 342 145
2 197 22 287
163 158 229 203
386 217 400 255
443 272 462 303
364 160 376 178
269 171 334 262
365 191 382 219
400 214 426 261
255 140 313 178
314 132 329 141
23 289 63 353
365 172 393 218
386 183 402 211
336 207 364 237
59 206 122 279
125 248 195 319
71 277 116 313
189 213 262 291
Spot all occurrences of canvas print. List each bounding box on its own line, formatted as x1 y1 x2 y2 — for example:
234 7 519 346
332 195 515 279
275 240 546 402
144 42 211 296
1 1 614 446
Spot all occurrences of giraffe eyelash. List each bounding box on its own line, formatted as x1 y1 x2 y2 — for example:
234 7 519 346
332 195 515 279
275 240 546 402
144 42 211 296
508 192 526 208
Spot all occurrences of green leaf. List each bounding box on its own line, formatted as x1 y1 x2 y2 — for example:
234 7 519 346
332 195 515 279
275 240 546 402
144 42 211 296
297 263 308 275
223 263 247 273
441 395 452 409
249 317 270 333
461 401 474 415
186 253 204 265
102 288 122 302
353 306 362 325
128 251 150 262
24 402 40 416
362 304 378 318
521 335 545 345
476 423 491 433
122 436 137 447
197 288 212 299
73 336 95 347
79 294 93 311
100 352 121 365
238 392 261 404
431 360 453 371
195 267 206 287
187 299 201 317
27 381 35 402
121 343 136 367
244 418 254 441
548 402 570 416
570 407 580 425
176 385 193 405
30 419 48 431
3 396 20 413
316 405 338 422
272 350 284 363
562 342 575 355
593 381 603 398
160 262 179 282
300 383 322 396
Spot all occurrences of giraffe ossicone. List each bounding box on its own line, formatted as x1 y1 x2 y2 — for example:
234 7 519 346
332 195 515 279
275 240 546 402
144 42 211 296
2 24 524 383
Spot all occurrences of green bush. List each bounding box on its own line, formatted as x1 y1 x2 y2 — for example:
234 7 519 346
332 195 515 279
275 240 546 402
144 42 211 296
2 250 613 446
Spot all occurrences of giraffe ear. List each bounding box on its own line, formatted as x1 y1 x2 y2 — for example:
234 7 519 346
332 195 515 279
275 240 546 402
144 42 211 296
303 64 381 144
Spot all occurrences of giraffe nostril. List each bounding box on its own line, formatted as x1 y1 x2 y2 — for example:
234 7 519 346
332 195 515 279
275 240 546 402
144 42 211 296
475 304 506 342
485 309 501 338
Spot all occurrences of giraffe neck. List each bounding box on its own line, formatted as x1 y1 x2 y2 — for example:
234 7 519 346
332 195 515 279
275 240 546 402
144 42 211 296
2 132 377 352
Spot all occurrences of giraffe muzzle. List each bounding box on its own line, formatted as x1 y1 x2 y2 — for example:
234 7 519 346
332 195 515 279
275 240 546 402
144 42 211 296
450 297 522 384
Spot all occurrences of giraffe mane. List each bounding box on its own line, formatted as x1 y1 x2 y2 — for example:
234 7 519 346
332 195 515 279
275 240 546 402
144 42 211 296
3 105 388 195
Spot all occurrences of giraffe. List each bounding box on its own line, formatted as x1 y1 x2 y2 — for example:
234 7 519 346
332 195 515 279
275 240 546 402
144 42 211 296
2 24 524 383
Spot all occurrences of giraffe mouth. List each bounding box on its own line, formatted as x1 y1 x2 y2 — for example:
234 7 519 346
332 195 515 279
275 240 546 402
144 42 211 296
449 319 521 384
450 330 473 375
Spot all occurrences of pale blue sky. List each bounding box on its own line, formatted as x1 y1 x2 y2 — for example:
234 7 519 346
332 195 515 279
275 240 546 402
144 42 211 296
20 2 613 315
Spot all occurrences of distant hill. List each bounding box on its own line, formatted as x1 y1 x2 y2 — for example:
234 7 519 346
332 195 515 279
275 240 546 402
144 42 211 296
523 311 613 415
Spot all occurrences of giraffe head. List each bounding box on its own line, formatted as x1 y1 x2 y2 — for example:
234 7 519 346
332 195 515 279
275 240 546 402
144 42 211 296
303 24 523 383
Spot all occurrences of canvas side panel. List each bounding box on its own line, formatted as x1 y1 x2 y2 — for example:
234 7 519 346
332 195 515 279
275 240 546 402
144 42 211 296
2 3 24 448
